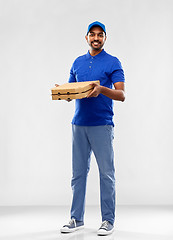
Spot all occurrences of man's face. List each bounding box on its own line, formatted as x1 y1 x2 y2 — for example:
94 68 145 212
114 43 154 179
85 26 106 51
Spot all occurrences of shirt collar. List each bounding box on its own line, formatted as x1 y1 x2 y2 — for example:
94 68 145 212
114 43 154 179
86 49 106 59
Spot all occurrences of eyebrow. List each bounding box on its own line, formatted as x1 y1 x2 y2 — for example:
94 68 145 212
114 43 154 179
89 31 104 34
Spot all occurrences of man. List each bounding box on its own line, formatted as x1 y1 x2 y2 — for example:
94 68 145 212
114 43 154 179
59 21 125 236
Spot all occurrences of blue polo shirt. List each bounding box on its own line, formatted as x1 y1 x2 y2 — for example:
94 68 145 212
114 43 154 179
69 49 125 126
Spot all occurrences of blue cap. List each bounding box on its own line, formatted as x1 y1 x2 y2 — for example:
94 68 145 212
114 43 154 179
87 21 106 35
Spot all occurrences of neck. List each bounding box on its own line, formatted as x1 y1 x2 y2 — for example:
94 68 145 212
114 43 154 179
89 48 103 56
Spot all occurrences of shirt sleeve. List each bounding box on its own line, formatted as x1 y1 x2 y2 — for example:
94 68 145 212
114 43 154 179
68 64 76 83
110 59 125 84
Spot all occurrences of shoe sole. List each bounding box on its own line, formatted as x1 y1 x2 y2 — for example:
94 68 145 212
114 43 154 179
60 225 84 233
97 228 114 236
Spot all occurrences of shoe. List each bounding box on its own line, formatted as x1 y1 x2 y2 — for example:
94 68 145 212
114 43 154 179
97 220 114 236
60 218 84 233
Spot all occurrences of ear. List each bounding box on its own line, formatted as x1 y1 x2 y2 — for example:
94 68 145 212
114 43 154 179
85 35 88 42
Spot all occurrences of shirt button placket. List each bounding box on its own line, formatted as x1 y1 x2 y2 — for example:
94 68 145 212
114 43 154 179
89 57 94 69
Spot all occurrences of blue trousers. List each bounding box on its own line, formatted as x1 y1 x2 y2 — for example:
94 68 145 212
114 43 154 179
70 125 115 225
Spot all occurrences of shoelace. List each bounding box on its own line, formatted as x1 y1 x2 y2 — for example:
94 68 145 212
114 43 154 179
100 220 109 229
69 218 76 228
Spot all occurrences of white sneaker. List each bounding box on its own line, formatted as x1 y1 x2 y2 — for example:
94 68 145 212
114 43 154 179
97 220 114 236
60 219 84 233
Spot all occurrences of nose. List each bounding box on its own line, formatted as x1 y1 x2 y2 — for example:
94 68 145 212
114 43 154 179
94 34 99 41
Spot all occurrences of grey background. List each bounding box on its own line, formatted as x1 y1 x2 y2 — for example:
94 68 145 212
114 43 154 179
0 0 173 206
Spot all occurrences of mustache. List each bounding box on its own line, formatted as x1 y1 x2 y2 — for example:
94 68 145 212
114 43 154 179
91 40 101 44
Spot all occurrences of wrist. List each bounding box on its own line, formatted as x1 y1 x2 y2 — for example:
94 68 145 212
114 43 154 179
100 85 104 94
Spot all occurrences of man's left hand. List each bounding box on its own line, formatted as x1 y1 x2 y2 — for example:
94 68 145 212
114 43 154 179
87 82 102 98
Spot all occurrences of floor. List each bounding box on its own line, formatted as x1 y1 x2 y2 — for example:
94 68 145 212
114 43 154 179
0 205 172 240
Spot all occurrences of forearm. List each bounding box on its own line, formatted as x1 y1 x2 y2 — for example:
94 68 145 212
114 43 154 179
100 86 125 101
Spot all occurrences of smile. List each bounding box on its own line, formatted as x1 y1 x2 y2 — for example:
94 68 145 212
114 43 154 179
92 42 101 46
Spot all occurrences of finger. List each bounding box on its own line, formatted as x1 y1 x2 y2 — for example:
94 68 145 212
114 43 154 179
89 83 97 88
87 89 95 98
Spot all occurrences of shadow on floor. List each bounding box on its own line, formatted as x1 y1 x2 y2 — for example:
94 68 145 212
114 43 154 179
1 228 172 240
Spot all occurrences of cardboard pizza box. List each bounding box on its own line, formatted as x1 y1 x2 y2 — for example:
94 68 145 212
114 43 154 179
51 80 100 100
